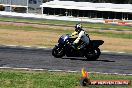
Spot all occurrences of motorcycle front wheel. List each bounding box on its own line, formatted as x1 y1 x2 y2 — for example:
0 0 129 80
85 48 101 61
52 46 65 58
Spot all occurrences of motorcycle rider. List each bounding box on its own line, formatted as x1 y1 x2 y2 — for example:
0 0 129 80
71 23 90 49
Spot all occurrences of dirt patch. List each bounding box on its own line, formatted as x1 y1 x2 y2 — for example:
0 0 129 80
0 29 132 53
0 29 59 47
0 21 132 53
91 35 132 52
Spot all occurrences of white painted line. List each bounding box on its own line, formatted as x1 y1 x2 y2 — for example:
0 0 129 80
118 52 126 54
101 50 127 54
102 50 110 53
88 71 132 76
48 70 64 72
13 67 30 70
0 67 12 69
32 69 47 71
67 70 79 73
0 67 132 76
0 44 48 49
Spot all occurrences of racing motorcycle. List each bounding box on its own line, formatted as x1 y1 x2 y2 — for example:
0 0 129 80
52 34 104 61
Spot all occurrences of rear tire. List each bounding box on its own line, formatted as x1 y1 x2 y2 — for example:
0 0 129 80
52 46 65 58
85 48 101 61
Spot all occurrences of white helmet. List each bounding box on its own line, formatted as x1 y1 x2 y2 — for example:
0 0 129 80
75 23 82 33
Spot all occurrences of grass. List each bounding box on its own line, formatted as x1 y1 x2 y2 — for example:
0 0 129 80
0 69 131 88
0 24 131 39
91 31 132 39
0 23 132 53
0 17 132 31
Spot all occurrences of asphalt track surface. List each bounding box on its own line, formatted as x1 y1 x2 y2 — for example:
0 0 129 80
0 46 132 74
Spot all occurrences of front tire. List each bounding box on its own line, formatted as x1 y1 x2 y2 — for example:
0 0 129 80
52 46 65 58
85 48 101 61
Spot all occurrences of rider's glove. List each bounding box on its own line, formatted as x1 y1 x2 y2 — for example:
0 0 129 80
71 32 78 36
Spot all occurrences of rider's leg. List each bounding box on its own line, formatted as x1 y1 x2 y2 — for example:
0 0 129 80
79 43 87 49
72 37 80 49
79 36 90 49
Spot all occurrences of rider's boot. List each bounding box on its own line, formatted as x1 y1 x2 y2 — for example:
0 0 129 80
71 43 78 50
78 43 87 50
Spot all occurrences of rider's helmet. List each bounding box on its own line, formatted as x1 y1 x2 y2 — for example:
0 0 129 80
75 23 82 33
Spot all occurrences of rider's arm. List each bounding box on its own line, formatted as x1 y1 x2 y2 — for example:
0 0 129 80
74 31 85 44
78 30 85 39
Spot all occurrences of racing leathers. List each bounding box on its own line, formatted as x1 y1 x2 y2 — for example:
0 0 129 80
71 30 90 49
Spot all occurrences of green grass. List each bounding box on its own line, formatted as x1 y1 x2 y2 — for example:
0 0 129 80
0 17 132 31
0 24 132 39
0 69 131 88
0 17 75 25
90 31 132 39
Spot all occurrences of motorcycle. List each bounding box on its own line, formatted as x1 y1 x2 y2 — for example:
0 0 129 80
52 34 104 61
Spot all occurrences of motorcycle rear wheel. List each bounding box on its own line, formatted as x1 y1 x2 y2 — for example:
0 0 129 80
85 48 101 61
52 46 65 58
